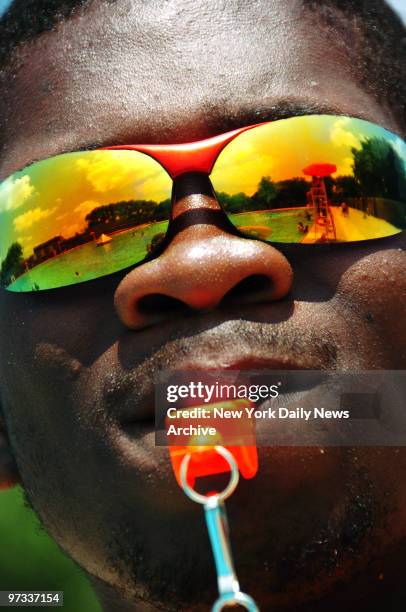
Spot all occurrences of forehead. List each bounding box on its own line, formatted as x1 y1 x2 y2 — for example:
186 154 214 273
0 0 401 178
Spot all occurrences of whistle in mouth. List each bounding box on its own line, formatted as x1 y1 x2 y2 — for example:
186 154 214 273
166 399 258 488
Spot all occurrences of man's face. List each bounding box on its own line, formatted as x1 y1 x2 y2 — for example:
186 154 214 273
0 0 405 610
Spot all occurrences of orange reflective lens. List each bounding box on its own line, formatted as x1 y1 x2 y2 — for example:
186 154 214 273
1 115 405 293
212 115 406 244
0 150 172 291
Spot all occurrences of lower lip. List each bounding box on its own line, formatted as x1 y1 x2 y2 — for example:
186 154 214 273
180 357 315 371
119 358 316 426
122 383 330 451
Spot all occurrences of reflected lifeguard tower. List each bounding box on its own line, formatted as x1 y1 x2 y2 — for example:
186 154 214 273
303 163 337 242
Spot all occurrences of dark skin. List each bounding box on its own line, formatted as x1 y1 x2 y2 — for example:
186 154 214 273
0 0 405 610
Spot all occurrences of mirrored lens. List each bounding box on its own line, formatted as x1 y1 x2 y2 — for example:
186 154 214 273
0 150 172 291
211 115 406 244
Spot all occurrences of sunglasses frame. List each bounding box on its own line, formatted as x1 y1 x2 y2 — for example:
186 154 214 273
2 115 405 292
104 123 260 180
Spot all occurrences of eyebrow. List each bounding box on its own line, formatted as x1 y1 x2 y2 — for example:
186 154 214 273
13 102 348 160
238 99 347 126
0 99 384 179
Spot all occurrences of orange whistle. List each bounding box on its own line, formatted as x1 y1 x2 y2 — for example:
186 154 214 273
166 399 258 488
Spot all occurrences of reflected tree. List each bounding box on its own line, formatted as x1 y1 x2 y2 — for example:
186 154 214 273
334 175 361 200
217 192 251 213
274 178 308 208
253 176 277 209
1 242 24 286
352 137 406 201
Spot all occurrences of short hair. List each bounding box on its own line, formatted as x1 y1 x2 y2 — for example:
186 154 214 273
0 0 405 128
304 0 406 129
0 0 92 68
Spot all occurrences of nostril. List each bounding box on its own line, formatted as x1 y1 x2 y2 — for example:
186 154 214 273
226 274 272 297
138 293 190 316
223 274 273 303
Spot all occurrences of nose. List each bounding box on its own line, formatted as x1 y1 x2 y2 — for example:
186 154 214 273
114 174 293 330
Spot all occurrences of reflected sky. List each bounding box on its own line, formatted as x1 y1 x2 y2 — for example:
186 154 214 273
0 115 405 263
0 150 171 260
211 115 406 196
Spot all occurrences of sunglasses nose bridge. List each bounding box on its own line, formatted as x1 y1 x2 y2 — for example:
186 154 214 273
169 172 232 228
106 124 255 179
137 144 218 178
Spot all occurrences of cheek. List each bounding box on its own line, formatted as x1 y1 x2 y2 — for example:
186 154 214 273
335 248 406 362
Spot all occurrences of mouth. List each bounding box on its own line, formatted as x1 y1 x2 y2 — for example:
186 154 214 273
89 304 340 430
77 322 390 609
113 353 328 431
81 311 340 450
74 316 393 610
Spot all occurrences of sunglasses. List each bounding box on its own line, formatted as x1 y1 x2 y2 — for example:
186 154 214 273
0 114 405 292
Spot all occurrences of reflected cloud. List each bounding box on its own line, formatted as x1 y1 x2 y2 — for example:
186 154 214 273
76 151 169 201
76 153 136 192
74 200 100 216
329 117 361 150
392 136 406 169
60 223 85 238
0 175 36 211
13 206 57 232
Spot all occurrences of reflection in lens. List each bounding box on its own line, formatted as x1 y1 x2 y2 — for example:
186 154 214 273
0 150 172 291
211 115 406 244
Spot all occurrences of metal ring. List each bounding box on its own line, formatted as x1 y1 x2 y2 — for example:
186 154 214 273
180 445 240 505
212 591 259 611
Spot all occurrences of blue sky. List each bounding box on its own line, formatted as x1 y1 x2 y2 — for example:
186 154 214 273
386 0 406 23
0 0 11 17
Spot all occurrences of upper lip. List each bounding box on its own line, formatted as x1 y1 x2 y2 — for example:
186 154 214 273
106 353 330 427
86 310 337 427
